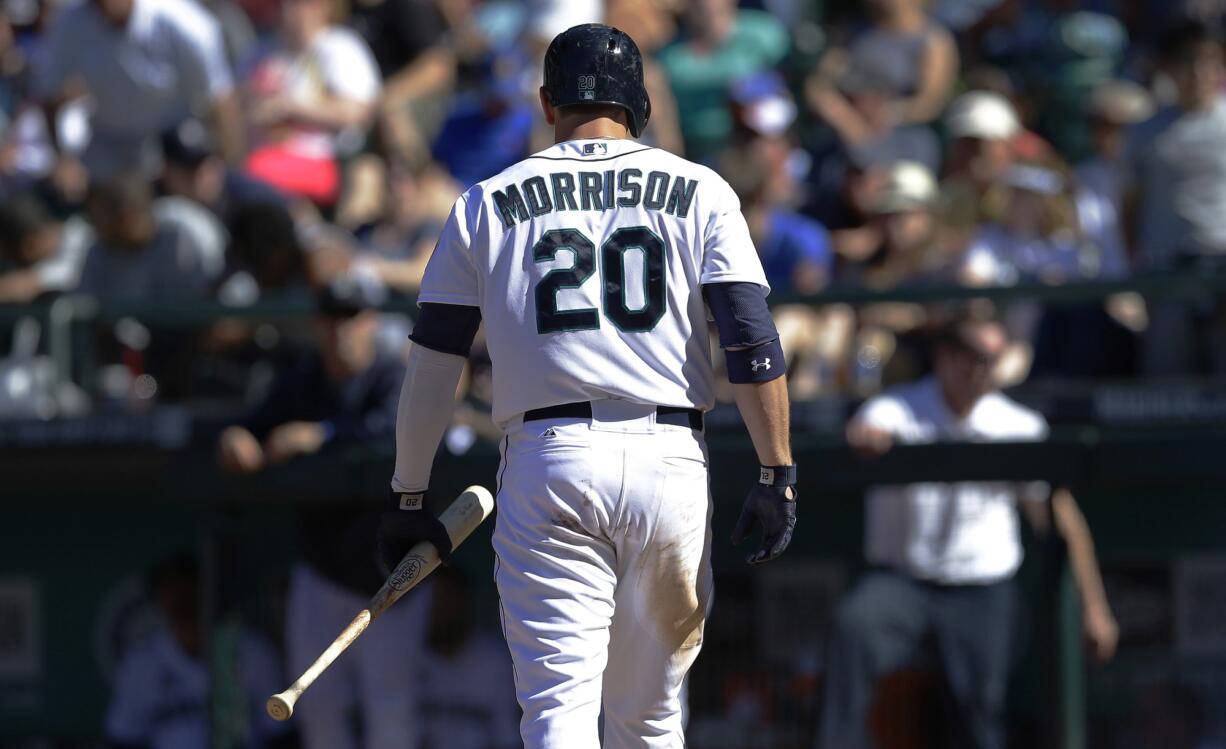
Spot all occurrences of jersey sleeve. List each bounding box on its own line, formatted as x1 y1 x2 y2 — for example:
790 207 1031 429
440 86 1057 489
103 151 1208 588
418 195 481 307
699 178 770 289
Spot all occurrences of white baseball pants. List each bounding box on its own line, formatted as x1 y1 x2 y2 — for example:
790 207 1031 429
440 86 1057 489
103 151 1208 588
493 400 714 749
286 563 432 749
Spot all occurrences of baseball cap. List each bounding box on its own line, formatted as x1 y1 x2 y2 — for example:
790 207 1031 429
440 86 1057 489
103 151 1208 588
731 72 797 137
874 161 938 214
161 118 216 168
1088 80 1155 125
945 91 1021 140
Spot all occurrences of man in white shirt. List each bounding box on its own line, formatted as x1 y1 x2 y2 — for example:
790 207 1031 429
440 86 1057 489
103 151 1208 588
32 0 242 184
816 313 1118 749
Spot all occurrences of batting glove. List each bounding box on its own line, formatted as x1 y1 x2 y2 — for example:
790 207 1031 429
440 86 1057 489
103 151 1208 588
731 465 797 565
378 490 454 574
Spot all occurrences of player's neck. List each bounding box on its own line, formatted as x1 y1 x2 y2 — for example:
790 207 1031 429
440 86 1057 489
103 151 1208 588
554 117 632 144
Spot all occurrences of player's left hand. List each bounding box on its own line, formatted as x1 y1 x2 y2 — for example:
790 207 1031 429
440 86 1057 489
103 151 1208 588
732 465 797 565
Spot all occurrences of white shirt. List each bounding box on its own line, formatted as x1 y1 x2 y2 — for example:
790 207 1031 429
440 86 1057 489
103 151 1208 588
244 27 381 160
33 0 232 173
419 137 768 426
857 377 1049 585
418 632 520 749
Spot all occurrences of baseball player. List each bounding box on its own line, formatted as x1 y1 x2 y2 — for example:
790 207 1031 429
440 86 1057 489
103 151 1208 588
378 24 798 749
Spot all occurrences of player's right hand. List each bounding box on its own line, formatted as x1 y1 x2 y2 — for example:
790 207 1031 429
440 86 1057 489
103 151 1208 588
732 465 798 565
377 490 454 574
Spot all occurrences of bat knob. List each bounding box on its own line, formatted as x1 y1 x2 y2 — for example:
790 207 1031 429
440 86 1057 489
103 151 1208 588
267 692 296 721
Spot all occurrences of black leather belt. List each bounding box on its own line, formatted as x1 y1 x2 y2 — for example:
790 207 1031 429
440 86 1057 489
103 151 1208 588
523 401 704 431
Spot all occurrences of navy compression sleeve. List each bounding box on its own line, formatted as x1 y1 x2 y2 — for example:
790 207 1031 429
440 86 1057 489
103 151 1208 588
409 302 483 357
702 282 786 383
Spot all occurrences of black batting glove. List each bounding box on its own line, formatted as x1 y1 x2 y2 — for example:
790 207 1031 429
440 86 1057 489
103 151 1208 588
731 465 797 565
378 490 454 575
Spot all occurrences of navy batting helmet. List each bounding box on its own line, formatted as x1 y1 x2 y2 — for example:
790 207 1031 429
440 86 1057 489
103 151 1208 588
543 24 651 138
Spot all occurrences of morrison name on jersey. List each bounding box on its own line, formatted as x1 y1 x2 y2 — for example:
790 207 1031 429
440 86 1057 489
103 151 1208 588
492 169 699 228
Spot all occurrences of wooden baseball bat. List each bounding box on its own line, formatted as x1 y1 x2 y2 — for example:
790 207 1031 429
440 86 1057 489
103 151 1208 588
266 485 495 721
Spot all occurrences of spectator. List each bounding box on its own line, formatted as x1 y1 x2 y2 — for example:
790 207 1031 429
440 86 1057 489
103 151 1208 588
1076 80 1154 280
840 160 948 290
78 173 222 301
430 56 533 188
242 0 381 205
940 90 1031 248
417 566 521 749
347 0 453 166
104 555 286 749
723 146 832 295
606 0 685 155
216 278 429 749
222 200 306 299
0 190 93 302
729 71 815 209
161 118 288 225
658 0 788 161
817 313 1118 749
837 161 950 393
807 0 958 145
352 158 448 294
960 162 1088 287
811 67 942 174
31 0 242 188
1125 20 1226 374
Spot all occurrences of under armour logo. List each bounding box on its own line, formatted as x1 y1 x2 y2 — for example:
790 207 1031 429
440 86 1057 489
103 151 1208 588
751 358 772 372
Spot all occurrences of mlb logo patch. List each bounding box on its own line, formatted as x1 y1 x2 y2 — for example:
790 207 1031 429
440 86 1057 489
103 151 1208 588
583 143 608 156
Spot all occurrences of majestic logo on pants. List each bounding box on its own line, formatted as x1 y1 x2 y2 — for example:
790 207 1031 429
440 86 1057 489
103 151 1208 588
751 358 771 372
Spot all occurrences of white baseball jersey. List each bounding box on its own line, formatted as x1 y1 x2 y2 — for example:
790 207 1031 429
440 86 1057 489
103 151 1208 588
419 137 768 425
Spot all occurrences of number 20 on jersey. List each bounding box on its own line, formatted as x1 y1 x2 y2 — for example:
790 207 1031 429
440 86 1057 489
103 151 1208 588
534 227 666 334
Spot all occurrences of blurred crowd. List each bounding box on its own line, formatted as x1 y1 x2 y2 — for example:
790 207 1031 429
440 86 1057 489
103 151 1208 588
2 0 1226 420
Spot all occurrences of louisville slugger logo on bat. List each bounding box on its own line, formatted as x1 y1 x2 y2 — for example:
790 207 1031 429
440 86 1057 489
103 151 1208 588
389 553 429 591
